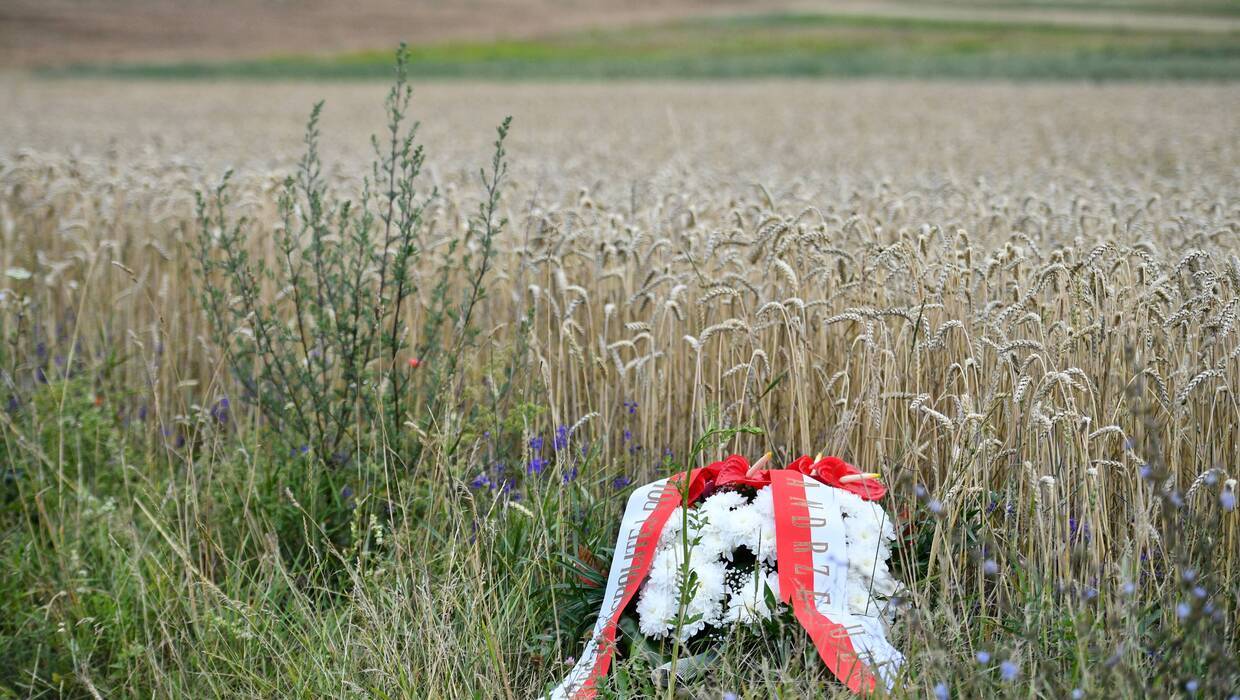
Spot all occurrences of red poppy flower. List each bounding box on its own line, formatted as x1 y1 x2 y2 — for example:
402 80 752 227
407 357 422 369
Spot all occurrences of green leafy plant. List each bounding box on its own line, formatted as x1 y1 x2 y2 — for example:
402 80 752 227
194 45 511 462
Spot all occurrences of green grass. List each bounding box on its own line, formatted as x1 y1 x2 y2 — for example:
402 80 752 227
44 12 1240 81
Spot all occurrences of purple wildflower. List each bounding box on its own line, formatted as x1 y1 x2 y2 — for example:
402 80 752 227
553 425 569 451
529 435 544 452
527 457 548 476
613 476 632 490
562 467 578 484
623 429 632 443
470 474 491 490
624 400 638 415
210 397 230 423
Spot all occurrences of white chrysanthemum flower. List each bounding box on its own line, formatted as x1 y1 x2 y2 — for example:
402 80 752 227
636 585 677 637
646 546 681 592
846 588 876 615
751 485 775 519
658 508 685 547
722 503 764 551
700 490 746 522
754 518 779 563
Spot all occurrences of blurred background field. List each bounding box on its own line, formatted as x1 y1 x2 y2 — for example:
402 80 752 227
6 0 1240 80
1 2 1238 699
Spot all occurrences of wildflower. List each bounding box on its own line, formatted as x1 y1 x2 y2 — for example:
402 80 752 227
1176 602 1191 619
976 650 991 664
1182 568 1197 582
562 467 578 484
469 474 491 490
211 397 230 423
623 429 632 443
1122 582 1136 595
983 559 999 575
527 457 548 476
612 475 632 490
623 399 638 415
722 693 738 700
1192 586 1207 599
1185 679 1199 694
340 485 354 501
933 682 949 700
553 425 569 451
407 357 421 369
927 499 943 515
1221 488 1236 512
1071 690 1084 699
529 435 544 452
999 660 1019 681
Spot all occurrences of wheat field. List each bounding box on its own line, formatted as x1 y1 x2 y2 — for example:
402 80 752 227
1 76 1238 697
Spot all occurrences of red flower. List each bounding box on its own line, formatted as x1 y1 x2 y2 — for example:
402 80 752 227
713 453 772 488
407 357 421 369
811 455 886 501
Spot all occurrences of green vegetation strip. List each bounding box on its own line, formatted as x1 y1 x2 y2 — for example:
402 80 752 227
46 12 1240 81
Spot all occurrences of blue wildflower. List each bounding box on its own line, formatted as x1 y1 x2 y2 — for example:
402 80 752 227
1071 689 1084 699
562 467 578 484
553 425 569 451
527 457 549 475
613 476 632 490
623 429 632 443
529 435 544 452
1222 490 1236 511
983 559 999 575
624 400 638 415
927 499 943 514
1176 602 1192 619
340 485 353 501
1185 679 1199 694
210 397 230 423
933 682 949 700
1192 586 1207 599
976 651 991 664
999 660 1019 682
470 474 491 490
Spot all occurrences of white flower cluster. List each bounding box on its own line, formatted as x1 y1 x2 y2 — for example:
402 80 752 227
635 485 901 642
636 487 782 640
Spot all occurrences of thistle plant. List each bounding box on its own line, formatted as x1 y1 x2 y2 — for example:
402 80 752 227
194 46 511 461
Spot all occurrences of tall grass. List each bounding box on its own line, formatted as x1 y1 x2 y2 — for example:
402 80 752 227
0 70 1237 697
